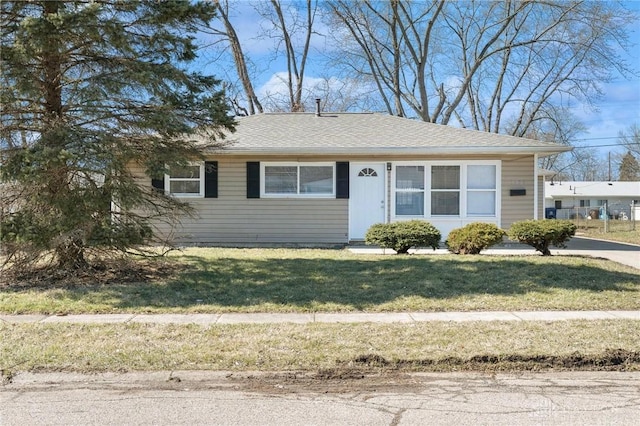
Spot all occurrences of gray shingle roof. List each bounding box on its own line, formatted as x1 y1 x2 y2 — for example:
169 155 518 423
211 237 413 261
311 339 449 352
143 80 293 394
209 112 571 156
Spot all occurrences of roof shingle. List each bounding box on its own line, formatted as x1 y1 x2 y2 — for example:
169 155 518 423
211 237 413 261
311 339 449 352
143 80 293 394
208 112 571 156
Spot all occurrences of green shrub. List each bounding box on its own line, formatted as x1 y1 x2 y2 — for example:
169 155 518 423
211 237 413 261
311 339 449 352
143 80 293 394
507 219 577 256
446 222 506 254
365 220 441 254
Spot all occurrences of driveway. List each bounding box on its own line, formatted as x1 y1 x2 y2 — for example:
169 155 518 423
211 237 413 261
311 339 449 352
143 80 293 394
483 237 639 269
562 236 640 251
548 236 639 269
352 236 640 269
452 236 639 269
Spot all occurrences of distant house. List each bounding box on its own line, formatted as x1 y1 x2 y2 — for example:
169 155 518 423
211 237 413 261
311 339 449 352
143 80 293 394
545 181 640 220
132 111 570 245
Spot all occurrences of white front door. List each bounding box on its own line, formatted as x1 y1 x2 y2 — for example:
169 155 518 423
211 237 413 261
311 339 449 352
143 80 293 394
349 163 386 240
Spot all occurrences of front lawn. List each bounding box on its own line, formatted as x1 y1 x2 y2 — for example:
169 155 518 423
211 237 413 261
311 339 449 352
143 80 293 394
1 248 638 314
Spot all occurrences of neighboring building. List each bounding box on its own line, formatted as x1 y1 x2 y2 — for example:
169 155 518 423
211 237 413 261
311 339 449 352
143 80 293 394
545 181 640 220
132 111 570 245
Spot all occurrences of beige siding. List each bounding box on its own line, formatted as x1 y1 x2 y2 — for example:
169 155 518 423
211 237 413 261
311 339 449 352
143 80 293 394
501 155 536 229
132 159 348 244
131 153 540 244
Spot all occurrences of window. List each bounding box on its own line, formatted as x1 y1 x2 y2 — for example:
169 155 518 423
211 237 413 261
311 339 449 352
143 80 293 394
265 166 297 194
597 200 607 206
431 166 460 215
393 161 499 219
300 166 333 194
167 163 204 197
579 200 590 207
263 163 334 197
396 166 425 215
358 168 378 177
467 165 496 216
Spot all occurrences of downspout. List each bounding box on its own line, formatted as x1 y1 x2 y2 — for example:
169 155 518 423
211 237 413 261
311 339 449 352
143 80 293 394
533 154 539 219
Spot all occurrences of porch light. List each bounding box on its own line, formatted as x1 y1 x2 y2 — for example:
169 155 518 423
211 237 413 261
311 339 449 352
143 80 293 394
387 162 392 171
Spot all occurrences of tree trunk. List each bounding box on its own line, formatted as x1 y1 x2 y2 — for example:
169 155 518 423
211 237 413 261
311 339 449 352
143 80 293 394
55 235 88 269
538 244 552 256
217 1 263 115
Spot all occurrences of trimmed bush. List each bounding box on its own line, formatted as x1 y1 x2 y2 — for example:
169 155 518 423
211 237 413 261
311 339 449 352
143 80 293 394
507 219 577 256
446 222 506 254
365 220 441 254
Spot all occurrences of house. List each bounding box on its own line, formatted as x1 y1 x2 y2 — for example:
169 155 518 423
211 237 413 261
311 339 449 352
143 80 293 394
545 181 640 220
133 110 571 245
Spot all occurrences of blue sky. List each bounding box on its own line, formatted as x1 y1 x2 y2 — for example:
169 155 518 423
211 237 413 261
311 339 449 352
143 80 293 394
197 1 640 159
569 0 640 157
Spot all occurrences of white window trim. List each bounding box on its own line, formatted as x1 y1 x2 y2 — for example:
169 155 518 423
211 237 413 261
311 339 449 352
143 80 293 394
164 162 205 198
260 162 336 198
392 160 501 220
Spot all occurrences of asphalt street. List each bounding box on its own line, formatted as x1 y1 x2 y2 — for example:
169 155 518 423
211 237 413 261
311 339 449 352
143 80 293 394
2 371 640 425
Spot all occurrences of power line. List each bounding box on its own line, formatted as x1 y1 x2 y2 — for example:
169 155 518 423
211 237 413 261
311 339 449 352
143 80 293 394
574 137 621 141
571 143 631 149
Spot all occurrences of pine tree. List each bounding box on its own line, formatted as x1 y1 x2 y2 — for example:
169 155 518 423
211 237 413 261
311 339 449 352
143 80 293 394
619 151 640 181
0 1 234 270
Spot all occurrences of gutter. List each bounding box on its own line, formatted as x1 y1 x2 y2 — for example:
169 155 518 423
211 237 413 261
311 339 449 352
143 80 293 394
205 145 573 157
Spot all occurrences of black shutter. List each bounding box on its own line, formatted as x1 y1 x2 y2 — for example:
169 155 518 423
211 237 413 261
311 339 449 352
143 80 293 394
151 177 165 192
204 161 218 198
247 161 260 198
336 162 349 199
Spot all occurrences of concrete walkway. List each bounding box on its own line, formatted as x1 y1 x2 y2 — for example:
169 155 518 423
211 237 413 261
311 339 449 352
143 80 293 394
349 236 640 270
2 310 639 325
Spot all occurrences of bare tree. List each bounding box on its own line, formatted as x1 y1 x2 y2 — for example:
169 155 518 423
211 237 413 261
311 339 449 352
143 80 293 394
618 123 640 158
503 105 586 173
549 148 609 182
208 0 263 116
325 0 445 118
207 0 320 113
259 0 316 111
325 0 636 140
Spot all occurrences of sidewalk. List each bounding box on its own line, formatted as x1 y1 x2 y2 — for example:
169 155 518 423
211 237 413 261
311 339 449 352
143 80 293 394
2 310 639 325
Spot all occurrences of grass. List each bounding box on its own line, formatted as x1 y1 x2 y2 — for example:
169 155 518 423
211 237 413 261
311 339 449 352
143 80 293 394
1 248 639 314
2 248 638 374
2 320 639 373
572 219 640 245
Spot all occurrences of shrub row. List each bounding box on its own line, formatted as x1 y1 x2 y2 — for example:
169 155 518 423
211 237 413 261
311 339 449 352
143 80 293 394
365 219 576 256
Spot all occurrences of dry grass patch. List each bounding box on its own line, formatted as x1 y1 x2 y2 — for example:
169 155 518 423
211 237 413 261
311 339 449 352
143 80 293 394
573 221 640 245
2 320 639 374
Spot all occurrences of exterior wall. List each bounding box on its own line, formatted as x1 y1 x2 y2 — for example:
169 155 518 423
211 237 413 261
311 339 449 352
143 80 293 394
501 155 536 229
131 158 348 244
131 153 539 245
